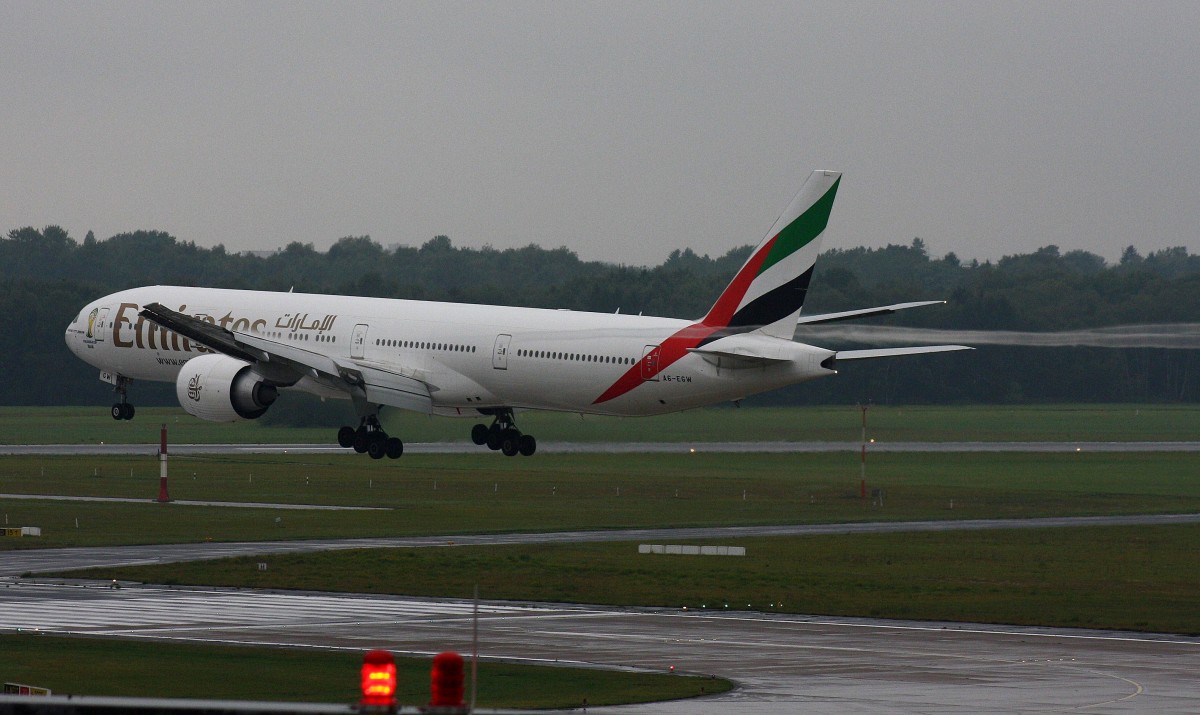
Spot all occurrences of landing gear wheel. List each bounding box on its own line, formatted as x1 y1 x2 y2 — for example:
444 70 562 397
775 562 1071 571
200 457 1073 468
478 409 537 457
337 426 356 449
353 429 370 454
518 434 537 456
500 428 521 457
367 436 388 460
385 437 404 459
111 404 124 420
123 404 134 420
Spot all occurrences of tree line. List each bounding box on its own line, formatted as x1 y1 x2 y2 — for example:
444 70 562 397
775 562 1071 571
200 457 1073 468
3 226 1198 409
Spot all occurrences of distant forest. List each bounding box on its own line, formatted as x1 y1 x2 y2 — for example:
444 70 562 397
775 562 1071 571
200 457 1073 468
4 225 1200 411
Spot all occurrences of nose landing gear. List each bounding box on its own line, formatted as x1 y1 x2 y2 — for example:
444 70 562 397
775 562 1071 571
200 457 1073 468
110 376 135 420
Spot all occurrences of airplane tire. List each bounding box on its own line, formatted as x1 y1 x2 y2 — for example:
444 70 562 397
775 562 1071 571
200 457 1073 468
111 404 124 420
124 404 135 420
471 424 489 445
501 437 520 457
337 426 356 448
385 437 404 459
486 432 503 451
353 433 369 454
367 437 387 460
518 434 536 457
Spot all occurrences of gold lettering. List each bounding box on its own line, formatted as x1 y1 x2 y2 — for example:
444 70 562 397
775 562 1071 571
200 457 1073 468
113 303 138 348
251 319 266 334
232 318 250 332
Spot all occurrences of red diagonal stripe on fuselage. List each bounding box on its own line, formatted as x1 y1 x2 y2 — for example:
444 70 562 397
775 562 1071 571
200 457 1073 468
592 322 720 405
593 234 778 405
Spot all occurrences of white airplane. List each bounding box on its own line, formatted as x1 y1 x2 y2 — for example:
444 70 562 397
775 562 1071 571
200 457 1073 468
65 170 968 459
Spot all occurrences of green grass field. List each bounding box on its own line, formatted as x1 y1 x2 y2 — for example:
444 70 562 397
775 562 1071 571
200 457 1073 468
4 451 1200 549
0 634 728 707
4 404 1200 444
9 404 1200 704
62 522 1200 634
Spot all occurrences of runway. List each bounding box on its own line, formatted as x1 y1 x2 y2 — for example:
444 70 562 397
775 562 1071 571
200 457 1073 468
0 493 386 510
5 440 1200 456
5 579 1199 713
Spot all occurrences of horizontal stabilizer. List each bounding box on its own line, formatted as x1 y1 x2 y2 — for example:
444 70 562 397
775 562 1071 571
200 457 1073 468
795 301 946 326
832 345 973 362
687 333 813 363
689 346 791 363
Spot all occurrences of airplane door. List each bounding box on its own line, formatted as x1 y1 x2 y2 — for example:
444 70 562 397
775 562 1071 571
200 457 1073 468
93 308 110 343
640 344 660 381
492 334 512 370
351 324 368 359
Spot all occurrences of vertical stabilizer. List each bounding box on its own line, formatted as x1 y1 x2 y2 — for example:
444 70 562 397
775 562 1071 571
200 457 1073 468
701 170 841 338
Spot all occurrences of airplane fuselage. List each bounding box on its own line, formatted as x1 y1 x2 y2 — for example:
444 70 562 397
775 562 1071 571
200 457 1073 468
66 285 835 418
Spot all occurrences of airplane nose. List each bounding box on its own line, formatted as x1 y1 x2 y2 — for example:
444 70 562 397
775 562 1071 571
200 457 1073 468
65 321 79 356
65 311 85 357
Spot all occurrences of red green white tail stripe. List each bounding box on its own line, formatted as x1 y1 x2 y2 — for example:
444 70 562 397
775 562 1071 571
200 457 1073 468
593 170 841 405
702 170 841 338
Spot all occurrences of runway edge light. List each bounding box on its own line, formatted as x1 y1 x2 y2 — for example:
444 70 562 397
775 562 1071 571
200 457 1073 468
360 649 397 712
429 651 466 712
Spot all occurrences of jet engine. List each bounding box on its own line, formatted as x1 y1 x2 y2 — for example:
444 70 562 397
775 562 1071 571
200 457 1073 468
175 354 279 422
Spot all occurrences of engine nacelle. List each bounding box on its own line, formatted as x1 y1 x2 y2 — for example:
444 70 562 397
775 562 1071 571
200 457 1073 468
176 354 279 422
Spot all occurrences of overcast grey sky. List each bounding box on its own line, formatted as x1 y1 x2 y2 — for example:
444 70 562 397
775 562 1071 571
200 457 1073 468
3 1 1197 266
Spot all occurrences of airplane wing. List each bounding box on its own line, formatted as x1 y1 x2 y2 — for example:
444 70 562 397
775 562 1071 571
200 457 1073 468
138 302 262 363
138 303 433 412
795 300 946 325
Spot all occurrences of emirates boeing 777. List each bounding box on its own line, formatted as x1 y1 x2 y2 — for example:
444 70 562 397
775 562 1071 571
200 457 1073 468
65 171 968 459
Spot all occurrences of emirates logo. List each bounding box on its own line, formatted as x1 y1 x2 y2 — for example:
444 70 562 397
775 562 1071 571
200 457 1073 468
187 374 203 401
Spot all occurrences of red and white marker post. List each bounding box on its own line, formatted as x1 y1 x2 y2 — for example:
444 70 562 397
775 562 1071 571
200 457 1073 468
156 423 171 503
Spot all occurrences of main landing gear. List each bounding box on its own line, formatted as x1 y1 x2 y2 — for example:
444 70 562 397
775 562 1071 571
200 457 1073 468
471 409 536 457
110 376 135 421
337 415 403 460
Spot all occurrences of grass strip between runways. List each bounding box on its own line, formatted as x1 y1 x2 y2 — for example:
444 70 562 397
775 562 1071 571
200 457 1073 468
62 523 1200 635
0 634 730 708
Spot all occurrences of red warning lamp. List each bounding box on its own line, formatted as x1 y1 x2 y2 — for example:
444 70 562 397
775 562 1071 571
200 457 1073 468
360 649 397 710
429 651 465 710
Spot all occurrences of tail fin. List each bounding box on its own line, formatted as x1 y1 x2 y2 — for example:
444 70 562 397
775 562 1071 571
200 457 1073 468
701 170 841 339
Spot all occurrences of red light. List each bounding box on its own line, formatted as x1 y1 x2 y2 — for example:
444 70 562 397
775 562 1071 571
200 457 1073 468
360 649 397 709
429 651 465 709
